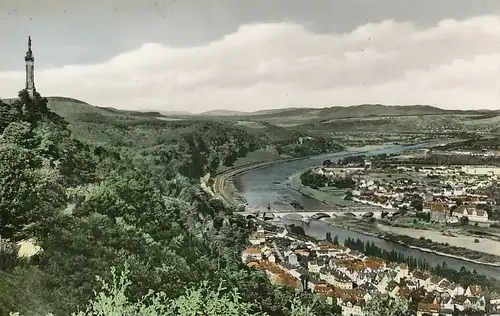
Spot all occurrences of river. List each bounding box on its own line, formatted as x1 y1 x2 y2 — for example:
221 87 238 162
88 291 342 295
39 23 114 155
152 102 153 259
233 141 500 278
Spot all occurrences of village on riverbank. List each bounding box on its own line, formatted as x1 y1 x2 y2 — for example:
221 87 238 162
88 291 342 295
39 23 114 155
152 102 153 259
242 224 500 316
212 139 500 315
294 141 500 265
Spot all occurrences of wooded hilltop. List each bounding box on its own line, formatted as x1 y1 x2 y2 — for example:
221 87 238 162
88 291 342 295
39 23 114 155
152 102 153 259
0 91 349 315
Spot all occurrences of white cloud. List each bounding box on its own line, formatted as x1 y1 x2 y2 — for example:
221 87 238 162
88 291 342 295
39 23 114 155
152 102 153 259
1 16 499 113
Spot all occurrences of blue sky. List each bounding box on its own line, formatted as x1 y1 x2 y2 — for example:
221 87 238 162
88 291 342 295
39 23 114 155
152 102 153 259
1 0 499 112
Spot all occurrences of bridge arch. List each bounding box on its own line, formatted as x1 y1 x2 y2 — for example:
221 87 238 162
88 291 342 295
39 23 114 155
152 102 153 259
311 212 332 220
262 213 276 220
281 213 304 220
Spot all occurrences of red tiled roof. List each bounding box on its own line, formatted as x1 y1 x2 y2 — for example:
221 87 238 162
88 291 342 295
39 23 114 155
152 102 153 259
363 259 384 270
314 284 331 294
244 247 261 254
256 261 300 288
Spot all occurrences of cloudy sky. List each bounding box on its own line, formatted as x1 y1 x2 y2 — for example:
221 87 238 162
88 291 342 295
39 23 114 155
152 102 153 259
0 0 499 113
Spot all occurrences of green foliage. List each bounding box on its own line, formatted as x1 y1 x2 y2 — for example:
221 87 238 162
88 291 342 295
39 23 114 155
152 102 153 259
300 170 355 190
0 142 65 240
62 265 319 316
44 98 345 170
337 155 365 166
364 295 412 316
273 132 343 157
2 267 54 316
0 100 23 132
1 121 38 148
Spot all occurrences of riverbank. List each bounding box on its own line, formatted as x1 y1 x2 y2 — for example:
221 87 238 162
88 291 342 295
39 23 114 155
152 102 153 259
286 174 500 267
321 217 500 267
210 143 393 205
280 143 402 207
211 154 313 206
288 171 500 267
290 179 500 267
218 138 500 268
278 142 500 267
377 224 500 258
213 144 389 207
215 140 457 206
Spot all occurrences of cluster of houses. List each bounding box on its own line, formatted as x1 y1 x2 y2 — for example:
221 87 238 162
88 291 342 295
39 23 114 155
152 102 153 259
425 202 489 225
314 162 498 226
242 225 500 316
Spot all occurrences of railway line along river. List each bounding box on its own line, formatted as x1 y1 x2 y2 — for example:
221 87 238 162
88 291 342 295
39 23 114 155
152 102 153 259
232 140 500 279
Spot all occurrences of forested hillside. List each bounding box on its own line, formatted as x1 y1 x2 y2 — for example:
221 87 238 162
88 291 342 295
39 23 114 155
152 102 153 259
0 91 342 315
43 97 344 171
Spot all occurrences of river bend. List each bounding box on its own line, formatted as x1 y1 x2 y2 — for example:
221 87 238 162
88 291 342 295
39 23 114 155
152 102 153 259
233 142 500 278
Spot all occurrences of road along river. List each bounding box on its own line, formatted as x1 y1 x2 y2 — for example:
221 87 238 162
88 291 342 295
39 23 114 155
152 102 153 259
232 141 500 278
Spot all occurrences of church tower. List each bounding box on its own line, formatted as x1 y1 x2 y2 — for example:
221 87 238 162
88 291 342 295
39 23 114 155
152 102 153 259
25 36 36 98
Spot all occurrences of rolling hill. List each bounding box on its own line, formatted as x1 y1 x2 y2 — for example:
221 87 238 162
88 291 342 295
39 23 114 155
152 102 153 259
234 104 498 123
192 104 500 136
191 104 497 125
97 106 165 118
4 96 498 141
47 98 127 119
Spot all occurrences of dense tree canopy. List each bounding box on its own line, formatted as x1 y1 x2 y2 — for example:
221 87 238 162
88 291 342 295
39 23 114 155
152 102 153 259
300 169 355 190
364 295 413 316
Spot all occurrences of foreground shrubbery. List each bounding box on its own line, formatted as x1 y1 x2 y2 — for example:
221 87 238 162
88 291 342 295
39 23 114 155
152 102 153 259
12 265 415 316
18 265 316 316
364 295 413 316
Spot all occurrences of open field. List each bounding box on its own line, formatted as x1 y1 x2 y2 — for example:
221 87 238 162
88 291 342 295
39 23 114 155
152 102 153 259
216 105 500 135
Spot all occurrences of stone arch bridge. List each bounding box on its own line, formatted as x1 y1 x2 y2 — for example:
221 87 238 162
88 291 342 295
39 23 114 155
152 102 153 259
236 207 392 221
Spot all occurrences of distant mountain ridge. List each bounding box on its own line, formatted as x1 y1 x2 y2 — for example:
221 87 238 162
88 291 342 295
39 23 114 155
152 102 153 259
3 96 498 136
97 106 165 118
199 104 498 118
3 96 498 119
